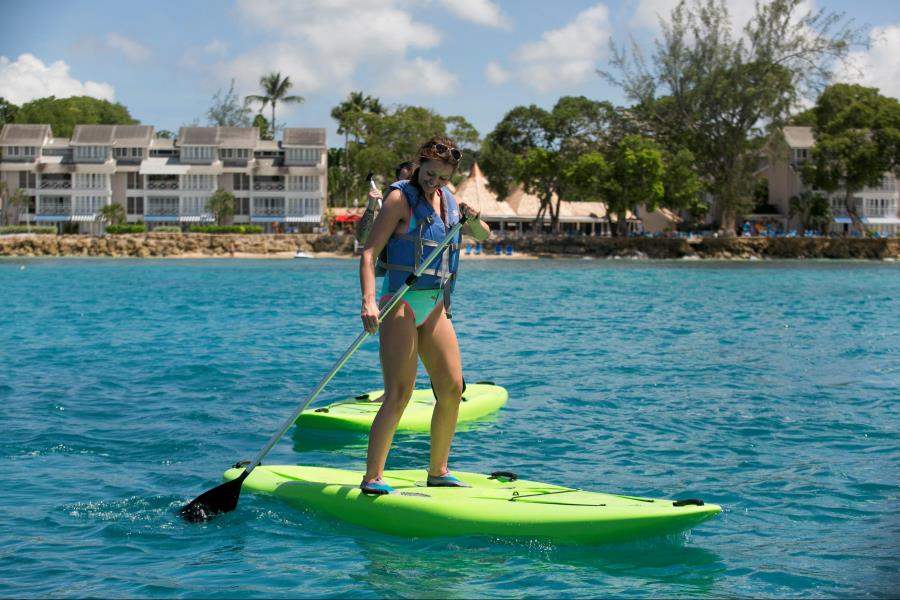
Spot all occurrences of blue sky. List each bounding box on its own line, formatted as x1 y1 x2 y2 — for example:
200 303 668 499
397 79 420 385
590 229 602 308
1 0 898 145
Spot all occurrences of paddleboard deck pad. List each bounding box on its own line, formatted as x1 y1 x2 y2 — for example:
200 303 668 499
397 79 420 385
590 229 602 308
223 465 721 544
296 383 507 433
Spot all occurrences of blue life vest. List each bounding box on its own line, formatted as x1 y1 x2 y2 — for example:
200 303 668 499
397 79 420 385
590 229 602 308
377 180 462 315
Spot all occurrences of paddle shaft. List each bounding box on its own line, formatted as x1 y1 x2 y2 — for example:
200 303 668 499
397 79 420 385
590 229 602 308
243 217 467 475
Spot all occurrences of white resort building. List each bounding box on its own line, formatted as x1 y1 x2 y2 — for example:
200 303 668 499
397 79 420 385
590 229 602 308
0 124 327 233
767 126 899 236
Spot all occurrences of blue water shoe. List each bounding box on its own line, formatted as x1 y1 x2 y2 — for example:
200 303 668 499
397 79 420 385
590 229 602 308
360 478 394 495
426 471 471 488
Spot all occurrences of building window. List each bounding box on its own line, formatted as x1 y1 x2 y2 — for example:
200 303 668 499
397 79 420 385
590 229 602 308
181 146 215 161
793 148 809 162
127 197 144 214
74 196 105 215
288 175 320 191
127 172 143 189
221 148 250 160
75 145 108 161
235 197 250 215
18 172 37 188
75 173 109 189
181 174 215 190
28 196 36 213
286 147 320 164
233 173 250 191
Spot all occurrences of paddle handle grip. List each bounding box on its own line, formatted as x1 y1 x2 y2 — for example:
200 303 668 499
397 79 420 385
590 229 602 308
245 218 467 473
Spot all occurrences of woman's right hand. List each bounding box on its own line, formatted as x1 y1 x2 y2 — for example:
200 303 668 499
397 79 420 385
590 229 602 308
361 298 381 333
367 189 383 208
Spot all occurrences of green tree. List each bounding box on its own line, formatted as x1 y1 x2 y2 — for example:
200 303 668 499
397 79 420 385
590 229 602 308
0 97 17 126
6 187 30 230
13 95 136 137
252 114 271 140
600 135 666 235
481 97 612 231
662 148 704 216
604 0 862 233
99 202 126 226
789 190 831 232
245 72 304 134
800 83 900 234
207 79 253 127
155 130 175 139
205 188 236 225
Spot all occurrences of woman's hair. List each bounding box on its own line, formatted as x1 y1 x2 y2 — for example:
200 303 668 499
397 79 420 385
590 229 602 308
408 135 459 194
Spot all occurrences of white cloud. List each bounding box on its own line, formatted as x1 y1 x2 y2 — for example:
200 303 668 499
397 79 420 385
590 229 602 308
220 0 456 101
437 0 510 29
204 40 228 57
834 23 900 99
630 0 814 37
484 61 510 85
513 3 611 92
377 57 458 96
0 53 115 105
106 33 151 63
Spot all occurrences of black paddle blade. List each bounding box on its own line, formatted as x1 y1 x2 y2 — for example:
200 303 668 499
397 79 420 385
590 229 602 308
179 470 249 523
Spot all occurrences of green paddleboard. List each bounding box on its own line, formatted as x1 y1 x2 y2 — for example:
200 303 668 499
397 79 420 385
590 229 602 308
223 465 721 544
296 383 508 433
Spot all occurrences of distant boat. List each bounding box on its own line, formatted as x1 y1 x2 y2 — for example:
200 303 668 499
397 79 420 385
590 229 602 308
294 250 313 259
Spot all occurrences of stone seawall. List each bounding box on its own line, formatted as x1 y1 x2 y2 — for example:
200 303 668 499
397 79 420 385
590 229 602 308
0 233 897 259
0 233 354 257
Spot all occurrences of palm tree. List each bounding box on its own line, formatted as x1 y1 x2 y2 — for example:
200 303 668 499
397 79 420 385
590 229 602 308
99 202 126 227
205 188 235 226
245 72 304 134
330 91 384 205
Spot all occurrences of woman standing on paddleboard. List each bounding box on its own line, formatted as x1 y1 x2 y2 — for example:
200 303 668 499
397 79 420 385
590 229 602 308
358 136 490 495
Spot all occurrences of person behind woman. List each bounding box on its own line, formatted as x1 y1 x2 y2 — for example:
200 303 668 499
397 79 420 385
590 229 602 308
358 136 490 494
356 161 416 246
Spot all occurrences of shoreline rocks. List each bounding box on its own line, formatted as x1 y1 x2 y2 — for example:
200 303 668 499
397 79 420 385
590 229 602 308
0 233 896 260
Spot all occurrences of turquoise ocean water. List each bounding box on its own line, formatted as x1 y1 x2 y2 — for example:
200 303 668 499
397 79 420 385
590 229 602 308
0 257 897 598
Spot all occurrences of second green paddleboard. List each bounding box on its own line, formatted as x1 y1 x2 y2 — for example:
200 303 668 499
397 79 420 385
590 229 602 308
296 383 507 433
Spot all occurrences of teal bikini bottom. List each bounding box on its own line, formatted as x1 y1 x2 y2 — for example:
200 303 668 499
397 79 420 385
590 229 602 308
380 284 442 327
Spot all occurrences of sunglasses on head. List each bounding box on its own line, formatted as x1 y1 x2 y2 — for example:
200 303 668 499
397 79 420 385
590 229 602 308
427 142 462 162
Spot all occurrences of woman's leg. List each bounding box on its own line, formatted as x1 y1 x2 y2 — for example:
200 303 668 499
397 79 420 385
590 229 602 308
363 300 418 482
417 306 464 477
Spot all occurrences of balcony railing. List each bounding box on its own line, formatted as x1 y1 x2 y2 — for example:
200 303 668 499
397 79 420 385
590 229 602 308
253 206 285 216
38 202 72 215
40 180 72 189
145 207 179 216
253 182 285 191
146 181 179 190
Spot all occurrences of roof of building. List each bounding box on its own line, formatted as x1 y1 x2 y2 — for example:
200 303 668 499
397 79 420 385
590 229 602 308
282 128 326 146
505 185 555 218
0 124 52 146
256 140 280 152
71 124 116 145
178 127 220 146
46 137 71 149
150 137 175 149
110 125 154 147
453 163 517 219
784 126 815 148
70 124 154 147
218 126 260 149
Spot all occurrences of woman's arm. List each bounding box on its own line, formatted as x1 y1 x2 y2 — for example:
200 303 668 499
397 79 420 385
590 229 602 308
359 189 407 333
355 188 383 244
459 202 491 241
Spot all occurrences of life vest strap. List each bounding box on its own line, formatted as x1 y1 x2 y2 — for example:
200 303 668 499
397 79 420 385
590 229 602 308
379 262 452 280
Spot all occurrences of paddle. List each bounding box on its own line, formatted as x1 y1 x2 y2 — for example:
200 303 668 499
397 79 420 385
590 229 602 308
179 215 469 522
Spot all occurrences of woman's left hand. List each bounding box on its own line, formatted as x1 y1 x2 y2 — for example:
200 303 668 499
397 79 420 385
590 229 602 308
459 202 480 222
